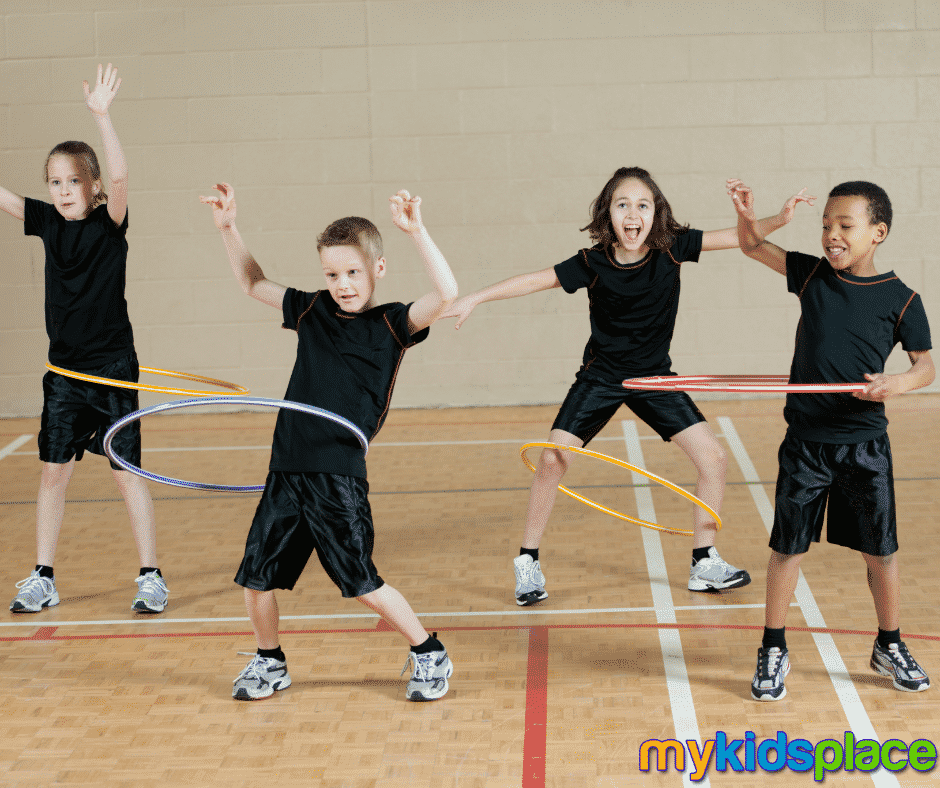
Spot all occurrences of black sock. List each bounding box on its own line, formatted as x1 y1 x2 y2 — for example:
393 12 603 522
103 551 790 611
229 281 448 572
35 565 54 579
139 567 161 578
762 627 787 651
258 646 285 662
519 548 539 562
411 632 444 654
877 628 901 648
691 547 711 563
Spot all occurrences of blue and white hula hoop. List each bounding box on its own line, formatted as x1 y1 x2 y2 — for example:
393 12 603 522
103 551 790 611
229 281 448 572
103 397 369 493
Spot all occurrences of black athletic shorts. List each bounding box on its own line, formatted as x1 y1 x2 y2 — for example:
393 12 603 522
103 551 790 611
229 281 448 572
235 471 384 598
770 430 898 556
39 353 141 471
552 375 706 445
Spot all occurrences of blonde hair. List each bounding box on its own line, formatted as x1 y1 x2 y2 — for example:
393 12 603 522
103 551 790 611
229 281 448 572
316 216 383 262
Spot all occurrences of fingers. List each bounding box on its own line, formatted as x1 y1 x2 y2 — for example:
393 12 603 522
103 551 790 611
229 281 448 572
82 80 91 100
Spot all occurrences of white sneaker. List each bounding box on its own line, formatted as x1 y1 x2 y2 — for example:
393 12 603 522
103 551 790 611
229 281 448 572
133 570 169 613
513 554 548 606
688 547 751 592
10 570 59 613
401 644 452 701
233 653 292 700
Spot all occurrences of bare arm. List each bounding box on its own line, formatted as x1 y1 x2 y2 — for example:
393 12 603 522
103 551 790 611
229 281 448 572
389 191 459 333
725 180 807 274
703 184 815 253
0 185 25 221
854 350 936 402
84 64 127 227
442 267 561 329
200 183 287 310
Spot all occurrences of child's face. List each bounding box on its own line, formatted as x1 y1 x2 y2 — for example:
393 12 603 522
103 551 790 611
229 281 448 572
46 155 98 220
609 178 656 252
320 244 386 313
821 195 886 275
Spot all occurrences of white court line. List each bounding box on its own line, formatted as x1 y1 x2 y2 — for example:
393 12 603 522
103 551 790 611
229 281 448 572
718 416 899 788
1 435 32 460
6 433 657 456
0 601 788 630
622 419 707 788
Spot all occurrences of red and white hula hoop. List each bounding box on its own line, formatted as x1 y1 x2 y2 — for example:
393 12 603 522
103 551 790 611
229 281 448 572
622 375 866 394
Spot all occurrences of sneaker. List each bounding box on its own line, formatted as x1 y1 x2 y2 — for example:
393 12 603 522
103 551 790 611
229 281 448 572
401 645 453 701
513 554 548 606
133 571 169 613
688 547 751 592
232 653 292 700
870 640 930 692
751 646 791 701
10 570 59 613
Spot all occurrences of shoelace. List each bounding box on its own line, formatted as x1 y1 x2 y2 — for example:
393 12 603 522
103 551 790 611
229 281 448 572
518 560 539 584
234 654 269 683
15 574 50 597
401 651 435 680
763 649 783 678
136 574 167 597
886 644 913 669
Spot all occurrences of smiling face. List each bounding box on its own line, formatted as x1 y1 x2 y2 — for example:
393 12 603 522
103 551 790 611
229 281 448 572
320 244 386 313
609 178 656 262
46 155 99 220
821 195 886 277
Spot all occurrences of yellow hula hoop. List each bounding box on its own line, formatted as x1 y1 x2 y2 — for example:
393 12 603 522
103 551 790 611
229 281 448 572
45 363 250 398
519 442 721 536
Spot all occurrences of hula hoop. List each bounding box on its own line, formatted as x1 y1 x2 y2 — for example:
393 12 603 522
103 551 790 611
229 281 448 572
103 397 368 492
622 375 866 394
520 442 720 536
45 362 250 398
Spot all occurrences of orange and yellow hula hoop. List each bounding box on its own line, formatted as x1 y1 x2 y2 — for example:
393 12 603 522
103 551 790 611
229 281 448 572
45 362 249 397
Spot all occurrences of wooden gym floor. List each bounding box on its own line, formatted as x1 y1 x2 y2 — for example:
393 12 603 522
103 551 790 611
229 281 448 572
1 396 938 787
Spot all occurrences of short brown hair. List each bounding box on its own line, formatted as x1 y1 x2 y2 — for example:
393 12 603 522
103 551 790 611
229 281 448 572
44 141 107 208
316 216 384 262
581 166 688 251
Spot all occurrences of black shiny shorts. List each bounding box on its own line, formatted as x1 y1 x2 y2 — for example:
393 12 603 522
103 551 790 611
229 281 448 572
39 353 141 471
235 471 384 598
770 430 898 556
552 375 706 445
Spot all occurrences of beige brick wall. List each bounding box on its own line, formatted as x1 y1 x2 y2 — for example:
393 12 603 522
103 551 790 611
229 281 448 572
3 0 940 417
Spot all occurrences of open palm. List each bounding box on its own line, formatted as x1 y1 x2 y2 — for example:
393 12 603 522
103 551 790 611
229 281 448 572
83 63 121 116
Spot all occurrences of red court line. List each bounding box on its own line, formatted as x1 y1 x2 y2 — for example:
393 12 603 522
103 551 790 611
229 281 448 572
522 626 549 788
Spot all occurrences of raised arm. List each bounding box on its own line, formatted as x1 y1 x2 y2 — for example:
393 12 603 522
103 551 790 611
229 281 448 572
442 268 561 330
701 184 815 254
200 183 287 310
0 184 25 221
83 63 127 227
389 190 459 333
724 180 808 274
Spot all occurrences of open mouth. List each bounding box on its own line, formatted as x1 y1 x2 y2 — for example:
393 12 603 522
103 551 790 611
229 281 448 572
623 224 642 242
826 246 846 262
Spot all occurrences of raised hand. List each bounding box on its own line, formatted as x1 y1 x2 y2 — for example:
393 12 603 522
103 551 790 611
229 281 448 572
389 189 423 234
778 187 816 225
200 183 237 230
83 63 121 116
726 178 757 220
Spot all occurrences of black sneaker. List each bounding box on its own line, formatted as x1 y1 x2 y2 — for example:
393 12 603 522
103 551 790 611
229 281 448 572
870 640 930 692
751 646 790 701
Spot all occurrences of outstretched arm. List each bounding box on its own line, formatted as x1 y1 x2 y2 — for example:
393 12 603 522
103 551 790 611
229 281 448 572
442 268 561 329
0 184 25 221
702 184 815 253
200 183 287 309
854 350 935 402
389 190 459 333
84 63 127 227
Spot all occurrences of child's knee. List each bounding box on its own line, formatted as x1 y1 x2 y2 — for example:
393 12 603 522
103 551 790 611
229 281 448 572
538 447 569 477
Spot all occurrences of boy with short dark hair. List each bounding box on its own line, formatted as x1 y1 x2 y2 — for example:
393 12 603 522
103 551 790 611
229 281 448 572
201 183 458 702
729 178 934 701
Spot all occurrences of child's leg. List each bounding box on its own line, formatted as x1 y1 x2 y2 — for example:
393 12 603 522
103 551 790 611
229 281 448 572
670 422 726 548
521 428 583 549
765 550 805 628
357 584 428 646
111 468 157 567
244 588 281 649
862 552 900 632
36 459 76 565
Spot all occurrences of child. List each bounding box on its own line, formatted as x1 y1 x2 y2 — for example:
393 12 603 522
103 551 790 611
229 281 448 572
0 64 168 615
730 178 934 700
446 167 810 604
200 182 458 701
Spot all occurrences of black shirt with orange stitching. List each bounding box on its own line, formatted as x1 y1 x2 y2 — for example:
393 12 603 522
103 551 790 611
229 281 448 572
270 288 428 477
554 229 703 382
783 251 931 443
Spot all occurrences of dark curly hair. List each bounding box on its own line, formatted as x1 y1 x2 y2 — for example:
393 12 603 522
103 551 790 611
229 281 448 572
581 166 688 251
827 181 892 238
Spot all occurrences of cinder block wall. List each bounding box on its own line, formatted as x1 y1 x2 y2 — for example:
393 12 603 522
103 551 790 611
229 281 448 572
3 1 940 416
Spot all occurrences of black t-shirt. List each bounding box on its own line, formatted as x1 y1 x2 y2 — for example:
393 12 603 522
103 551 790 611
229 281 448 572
553 229 703 381
24 197 134 370
784 251 932 443
270 288 429 477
